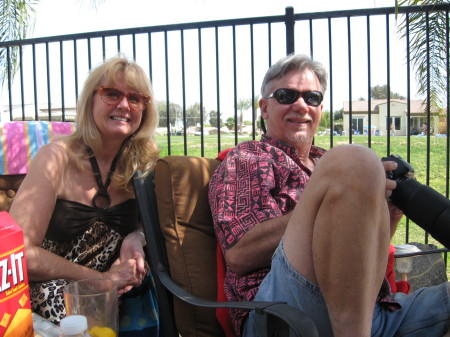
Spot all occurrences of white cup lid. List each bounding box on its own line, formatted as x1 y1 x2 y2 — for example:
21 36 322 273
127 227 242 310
60 315 88 334
395 244 422 254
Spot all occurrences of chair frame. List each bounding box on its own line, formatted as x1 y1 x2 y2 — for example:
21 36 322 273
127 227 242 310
133 170 319 337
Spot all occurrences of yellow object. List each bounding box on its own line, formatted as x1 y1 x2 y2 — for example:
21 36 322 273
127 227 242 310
4 308 33 337
0 312 11 328
88 326 116 337
19 293 29 307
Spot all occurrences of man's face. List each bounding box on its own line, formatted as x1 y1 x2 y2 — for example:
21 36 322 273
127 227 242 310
259 69 323 149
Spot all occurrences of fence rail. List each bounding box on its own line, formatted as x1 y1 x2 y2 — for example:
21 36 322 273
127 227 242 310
1 4 450 249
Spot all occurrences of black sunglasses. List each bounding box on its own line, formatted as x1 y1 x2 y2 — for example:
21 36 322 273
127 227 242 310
266 88 323 107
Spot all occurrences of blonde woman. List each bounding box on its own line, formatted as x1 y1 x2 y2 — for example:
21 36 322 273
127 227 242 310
10 55 159 323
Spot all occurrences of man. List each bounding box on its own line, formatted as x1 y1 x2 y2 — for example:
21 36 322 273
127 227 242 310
209 54 450 337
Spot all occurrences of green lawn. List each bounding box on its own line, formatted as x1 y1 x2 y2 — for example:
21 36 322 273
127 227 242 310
157 134 450 265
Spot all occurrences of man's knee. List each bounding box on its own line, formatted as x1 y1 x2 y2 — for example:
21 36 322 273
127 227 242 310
318 144 384 181
310 144 387 203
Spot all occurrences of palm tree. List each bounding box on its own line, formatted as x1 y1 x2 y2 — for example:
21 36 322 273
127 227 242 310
236 98 252 133
395 0 449 124
0 0 104 87
0 0 37 86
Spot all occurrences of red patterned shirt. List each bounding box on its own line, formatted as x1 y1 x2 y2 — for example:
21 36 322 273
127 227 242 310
209 135 325 335
209 135 400 335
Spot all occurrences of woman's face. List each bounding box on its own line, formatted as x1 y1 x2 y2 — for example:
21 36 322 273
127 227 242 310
91 72 146 144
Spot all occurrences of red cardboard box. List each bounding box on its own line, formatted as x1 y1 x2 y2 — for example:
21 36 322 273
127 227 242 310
0 212 33 337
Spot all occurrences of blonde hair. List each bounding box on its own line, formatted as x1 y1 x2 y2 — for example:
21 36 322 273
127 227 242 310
66 55 160 191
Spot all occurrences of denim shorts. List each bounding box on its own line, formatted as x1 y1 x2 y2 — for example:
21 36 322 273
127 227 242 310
243 241 450 337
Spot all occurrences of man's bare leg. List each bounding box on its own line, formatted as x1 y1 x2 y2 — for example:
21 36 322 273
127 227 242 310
283 144 391 337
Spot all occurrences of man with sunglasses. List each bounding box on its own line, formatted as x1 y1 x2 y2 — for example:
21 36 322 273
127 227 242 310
209 54 450 337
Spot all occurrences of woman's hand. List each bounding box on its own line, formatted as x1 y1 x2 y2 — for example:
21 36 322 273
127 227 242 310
102 257 143 295
120 231 147 274
106 231 149 295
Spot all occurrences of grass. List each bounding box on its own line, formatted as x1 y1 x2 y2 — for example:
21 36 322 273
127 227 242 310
157 134 450 271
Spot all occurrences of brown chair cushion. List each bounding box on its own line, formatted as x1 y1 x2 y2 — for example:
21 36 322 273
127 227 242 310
154 156 223 337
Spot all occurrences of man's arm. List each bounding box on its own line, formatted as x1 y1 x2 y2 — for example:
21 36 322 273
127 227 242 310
210 143 301 276
225 211 292 276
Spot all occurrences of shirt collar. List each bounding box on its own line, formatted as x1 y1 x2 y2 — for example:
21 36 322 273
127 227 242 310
260 134 326 165
261 134 298 157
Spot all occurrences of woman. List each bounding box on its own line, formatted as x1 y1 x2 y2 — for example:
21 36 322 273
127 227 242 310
9 56 160 323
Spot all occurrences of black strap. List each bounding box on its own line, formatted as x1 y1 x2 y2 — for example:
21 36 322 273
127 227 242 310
87 147 120 210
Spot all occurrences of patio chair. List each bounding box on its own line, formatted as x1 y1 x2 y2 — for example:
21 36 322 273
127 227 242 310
133 155 319 337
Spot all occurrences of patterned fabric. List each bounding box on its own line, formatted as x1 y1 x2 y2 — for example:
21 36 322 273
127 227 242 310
209 135 325 335
209 135 400 336
30 220 122 323
0 121 75 174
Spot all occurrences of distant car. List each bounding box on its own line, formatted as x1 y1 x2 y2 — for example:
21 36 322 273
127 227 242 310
194 131 201 136
175 130 184 136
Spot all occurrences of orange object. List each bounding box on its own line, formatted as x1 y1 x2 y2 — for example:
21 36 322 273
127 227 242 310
0 212 33 337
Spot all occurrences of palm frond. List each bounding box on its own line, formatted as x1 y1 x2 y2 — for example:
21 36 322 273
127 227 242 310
397 0 450 114
0 0 38 87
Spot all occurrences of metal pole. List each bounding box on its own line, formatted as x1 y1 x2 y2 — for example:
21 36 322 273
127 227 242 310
285 6 295 55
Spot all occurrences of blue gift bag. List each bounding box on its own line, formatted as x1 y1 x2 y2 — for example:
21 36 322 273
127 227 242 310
119 272 159 337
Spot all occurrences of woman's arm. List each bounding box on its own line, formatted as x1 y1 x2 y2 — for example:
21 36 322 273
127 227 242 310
9 143 143 290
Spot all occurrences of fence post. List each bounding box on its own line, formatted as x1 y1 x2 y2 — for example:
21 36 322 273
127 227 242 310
285 6 295 55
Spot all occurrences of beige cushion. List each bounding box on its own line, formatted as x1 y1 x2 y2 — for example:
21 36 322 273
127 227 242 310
154 156 223 337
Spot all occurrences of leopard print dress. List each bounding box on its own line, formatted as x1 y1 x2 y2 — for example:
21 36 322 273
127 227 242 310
30 220 123 324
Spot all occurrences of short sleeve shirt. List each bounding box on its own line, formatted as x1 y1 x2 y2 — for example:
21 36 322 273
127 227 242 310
209 135 325 334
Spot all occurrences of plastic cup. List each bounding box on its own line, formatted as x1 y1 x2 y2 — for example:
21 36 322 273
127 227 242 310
394 244 422 281
63 279 118 336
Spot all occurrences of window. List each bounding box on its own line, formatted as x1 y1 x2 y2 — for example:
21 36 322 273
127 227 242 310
352 118 364 135
386 117 401 131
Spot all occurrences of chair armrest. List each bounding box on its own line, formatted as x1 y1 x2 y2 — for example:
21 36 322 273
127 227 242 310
156 262 319 337
394 248 450 258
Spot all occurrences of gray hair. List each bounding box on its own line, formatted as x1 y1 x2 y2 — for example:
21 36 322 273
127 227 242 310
260 54 328 97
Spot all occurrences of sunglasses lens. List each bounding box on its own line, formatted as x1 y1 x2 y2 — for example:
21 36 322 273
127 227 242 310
272 89 322 106
304 92 323 107
274 89 299 104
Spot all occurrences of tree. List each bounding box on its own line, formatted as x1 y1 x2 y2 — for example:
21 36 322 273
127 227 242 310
186 102 207 127
209 110 223 129
236 98 252 132
225 117 235 131
0 0 36 86
157 101 182 128
319 110 330 129
396 0 448 115
1 0 104 86
334 109 343 122
370 85 405 100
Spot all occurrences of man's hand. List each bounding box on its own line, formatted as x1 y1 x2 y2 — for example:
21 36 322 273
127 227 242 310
383 160 398 199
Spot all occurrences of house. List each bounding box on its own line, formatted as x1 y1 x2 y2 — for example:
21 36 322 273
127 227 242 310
342 99 438 136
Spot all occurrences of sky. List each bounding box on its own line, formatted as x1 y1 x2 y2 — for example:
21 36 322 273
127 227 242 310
31 0 396 38
2 0 408 121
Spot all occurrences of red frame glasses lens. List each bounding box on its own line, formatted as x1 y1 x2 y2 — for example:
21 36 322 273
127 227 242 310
97 87 149 111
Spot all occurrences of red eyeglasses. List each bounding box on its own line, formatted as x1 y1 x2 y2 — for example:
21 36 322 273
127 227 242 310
96 86 150 112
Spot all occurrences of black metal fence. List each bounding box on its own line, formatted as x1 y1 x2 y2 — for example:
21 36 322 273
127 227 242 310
1 4 450 248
